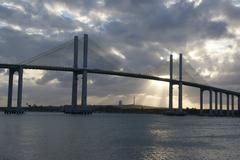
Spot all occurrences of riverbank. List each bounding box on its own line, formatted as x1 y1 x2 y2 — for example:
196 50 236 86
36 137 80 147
0 105 240 117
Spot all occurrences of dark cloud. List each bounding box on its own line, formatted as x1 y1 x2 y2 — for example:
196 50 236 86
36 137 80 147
0 0 239 106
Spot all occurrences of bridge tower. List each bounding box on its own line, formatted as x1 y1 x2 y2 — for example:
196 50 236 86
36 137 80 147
169 54 173 111
66 34 92 114
166 53 186 115
71 36 78 107
178 53 183 112
81 34 88 109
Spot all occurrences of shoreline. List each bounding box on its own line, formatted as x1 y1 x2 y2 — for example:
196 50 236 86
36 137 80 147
0 105 240 117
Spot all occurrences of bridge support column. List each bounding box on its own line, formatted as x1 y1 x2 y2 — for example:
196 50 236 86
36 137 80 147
81 34 88 109
209 90 212 115
71 36 78 107
200 89 204 115
220 92 223 115
178 53 183 112
238 96 240 116
215 91 218 115
17 67 23 108
231 95 234 116
5 68 24 114
67 34 91 114
169 54 173 111
7 69 14 108
226 94 230 116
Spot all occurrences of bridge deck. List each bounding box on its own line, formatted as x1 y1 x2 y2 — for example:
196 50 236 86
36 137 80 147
0 64 74 72
0 63 239 96
86 69 240 96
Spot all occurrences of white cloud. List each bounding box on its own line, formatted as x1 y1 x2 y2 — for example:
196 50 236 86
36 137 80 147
0 21 22 31
1 2 26 13
111 48 126 60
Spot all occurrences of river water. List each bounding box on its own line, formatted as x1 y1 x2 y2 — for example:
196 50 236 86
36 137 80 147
0 113 240 160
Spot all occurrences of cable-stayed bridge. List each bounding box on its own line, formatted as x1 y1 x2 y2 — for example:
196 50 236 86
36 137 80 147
1 34 240 116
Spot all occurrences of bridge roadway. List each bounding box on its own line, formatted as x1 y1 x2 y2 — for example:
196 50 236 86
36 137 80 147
0 63 239 96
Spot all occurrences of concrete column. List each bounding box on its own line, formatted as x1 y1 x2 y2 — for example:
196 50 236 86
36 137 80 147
200 89 204 114
209 90 212 115
169 54 173 111
226 94 230 116
215 91 218 114
178 53 183 112
17 67 23 108
220 92 223 115
81 34 88 108
71 36 78 107
231 95 234 116
7 69 14 108
238 96 240 115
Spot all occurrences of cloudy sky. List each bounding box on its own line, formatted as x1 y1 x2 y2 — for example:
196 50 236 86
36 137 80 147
0 0 240 109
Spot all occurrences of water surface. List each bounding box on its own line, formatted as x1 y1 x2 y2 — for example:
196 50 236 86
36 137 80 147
0 113 240 160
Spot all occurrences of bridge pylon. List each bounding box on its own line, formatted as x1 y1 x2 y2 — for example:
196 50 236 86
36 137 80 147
165 53 186 116
168 54 173 111
178 54 183 112
65 34 92 115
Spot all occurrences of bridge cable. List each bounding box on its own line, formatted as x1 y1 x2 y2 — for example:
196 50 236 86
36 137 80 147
19 39 74 65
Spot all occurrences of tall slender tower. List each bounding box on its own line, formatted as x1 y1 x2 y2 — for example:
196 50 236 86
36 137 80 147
71 36 78 107
169 54 173 110
178 53 183 112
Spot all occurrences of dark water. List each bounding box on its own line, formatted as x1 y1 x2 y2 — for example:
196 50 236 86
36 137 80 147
0 113 240 160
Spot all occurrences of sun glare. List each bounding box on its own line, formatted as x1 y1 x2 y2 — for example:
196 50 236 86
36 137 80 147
137 80 169 107
148 80 168 92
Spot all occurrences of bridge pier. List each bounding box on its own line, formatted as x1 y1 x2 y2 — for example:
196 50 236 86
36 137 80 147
7 69 14 109
220 92 223 115
209 90 213 115
17 67 23 108
226 93 230 116
238 96 240 116
215 91 218 115
5 68 24 114
231 94 234 116
200 89 213 115
200 89 204 115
